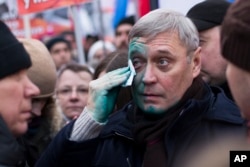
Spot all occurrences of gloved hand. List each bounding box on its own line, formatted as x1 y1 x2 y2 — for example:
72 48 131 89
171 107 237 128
86 67 131 123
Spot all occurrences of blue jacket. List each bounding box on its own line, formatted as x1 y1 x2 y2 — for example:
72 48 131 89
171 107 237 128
36 86 246 167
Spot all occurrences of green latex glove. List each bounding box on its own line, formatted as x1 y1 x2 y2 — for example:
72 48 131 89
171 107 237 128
86 67 131 123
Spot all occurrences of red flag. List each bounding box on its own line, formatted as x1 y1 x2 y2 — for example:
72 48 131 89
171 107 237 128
138 0 150 17
17 0 90 15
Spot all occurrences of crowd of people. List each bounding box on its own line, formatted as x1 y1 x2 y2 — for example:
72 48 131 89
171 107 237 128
1 0 250 167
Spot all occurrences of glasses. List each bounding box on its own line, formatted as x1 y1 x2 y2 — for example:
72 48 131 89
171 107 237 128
57 87 88 97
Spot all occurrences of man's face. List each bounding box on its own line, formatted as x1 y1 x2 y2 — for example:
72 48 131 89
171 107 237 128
199 26 227 86
56 70 92 120
50 42 72 70
226 63 250 120
0 70 39 136
129 32 201 114
64 34 76 49
114 24 133 50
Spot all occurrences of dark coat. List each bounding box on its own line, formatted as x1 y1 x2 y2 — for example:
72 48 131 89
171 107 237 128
0 117 28 167
36 86 247 167
21 97 63 167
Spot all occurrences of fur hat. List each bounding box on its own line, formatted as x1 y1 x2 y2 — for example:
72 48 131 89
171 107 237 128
19 38 57 98
0 21 31 79
186 0 230 32
221 0 250 72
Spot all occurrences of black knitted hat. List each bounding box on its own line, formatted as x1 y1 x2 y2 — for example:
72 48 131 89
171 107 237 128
0 21 31 79
186 0 231 32
221 0 250 72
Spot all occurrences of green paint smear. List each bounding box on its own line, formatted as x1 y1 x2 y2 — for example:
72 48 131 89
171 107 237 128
128 37 147 59
129 38 166 115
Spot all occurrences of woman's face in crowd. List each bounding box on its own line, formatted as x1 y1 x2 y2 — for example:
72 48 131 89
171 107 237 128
56 69 92 120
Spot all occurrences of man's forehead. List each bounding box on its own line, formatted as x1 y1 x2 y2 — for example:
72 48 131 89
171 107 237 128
129 36 176 47
130 37 146 45
129 37 171 55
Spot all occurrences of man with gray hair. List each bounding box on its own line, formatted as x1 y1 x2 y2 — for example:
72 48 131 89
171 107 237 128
36 8 245 167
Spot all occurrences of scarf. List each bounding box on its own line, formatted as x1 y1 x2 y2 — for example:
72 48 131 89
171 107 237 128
127 77 205 167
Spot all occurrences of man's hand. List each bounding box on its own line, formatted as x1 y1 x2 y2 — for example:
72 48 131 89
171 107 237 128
86 67 131 123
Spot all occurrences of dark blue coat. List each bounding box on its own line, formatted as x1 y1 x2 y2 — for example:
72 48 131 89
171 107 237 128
0 117 27 167
36 86 246 167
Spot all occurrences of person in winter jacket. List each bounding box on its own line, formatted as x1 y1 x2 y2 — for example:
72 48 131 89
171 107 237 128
18 38 64 167
186 0 233 100
0 21 40 167
36 9 247 167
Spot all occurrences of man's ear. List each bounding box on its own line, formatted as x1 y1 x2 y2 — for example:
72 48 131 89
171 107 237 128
192 46 201 78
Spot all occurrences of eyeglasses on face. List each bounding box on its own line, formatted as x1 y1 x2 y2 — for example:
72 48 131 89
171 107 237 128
57 87 88 97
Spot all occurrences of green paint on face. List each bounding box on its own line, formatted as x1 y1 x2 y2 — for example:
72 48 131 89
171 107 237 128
129 38 163 115
128 37 147 60
131 76 144 113
129 37 169 115
147 106 167 114
147 106 157 114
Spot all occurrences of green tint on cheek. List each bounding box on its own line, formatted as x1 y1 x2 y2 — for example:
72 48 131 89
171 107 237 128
129 38 164 114
129 38 147 109
132 72 166 115
132 71 144 108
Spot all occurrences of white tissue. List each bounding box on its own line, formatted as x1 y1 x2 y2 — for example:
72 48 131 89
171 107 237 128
122 59 136 87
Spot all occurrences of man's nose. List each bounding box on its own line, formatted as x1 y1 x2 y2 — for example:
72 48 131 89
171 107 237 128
142 65 157 84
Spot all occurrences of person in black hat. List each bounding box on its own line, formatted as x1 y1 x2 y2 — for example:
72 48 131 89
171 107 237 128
46 36 74 70
0 20 40 166
114 15 135 50
186 0 233 99
179 2 250 165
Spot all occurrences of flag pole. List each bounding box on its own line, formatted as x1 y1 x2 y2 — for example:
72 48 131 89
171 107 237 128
23 14 31 38
70 5 86 64
96 0 107 56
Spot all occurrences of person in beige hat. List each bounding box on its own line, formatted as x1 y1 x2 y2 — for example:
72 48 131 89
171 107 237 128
18 38 64 166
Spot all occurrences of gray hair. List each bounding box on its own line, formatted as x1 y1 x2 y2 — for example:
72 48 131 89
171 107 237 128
129 9 199 53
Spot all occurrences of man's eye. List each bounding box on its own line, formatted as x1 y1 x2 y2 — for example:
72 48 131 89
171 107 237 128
158 58 168 66
132 58 143 70
199 39 205 46
115 32 121 36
